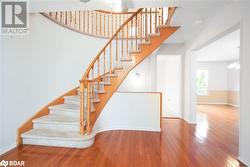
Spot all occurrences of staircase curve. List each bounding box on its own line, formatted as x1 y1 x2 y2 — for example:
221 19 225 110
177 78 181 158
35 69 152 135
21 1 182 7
18 7 179 148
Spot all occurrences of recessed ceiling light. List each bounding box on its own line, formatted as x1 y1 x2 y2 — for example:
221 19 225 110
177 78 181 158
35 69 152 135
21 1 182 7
113 6 127 12
111 0 128 12
80 0 91 3
194 19 203 25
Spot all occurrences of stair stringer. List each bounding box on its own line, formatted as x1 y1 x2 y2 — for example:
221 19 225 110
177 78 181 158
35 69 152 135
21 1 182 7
90 26 180 130
17 87 78 146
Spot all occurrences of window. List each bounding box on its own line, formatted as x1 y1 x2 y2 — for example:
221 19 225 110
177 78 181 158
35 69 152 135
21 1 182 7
196 70 208 96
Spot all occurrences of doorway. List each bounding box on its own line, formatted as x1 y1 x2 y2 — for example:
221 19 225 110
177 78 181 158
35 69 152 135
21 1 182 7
194 29 240 157
157 55 181 117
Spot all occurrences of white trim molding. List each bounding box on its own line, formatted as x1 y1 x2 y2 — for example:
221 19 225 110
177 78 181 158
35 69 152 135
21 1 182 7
238 156 250 167
94 126 161 135
197 103 240 108
183 118 197 124
197 102 228 105
0 143 16 156
227 103 240 108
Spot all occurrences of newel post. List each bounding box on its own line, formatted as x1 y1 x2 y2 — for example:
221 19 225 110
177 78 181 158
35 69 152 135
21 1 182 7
79 80 85 135
86 81 91 134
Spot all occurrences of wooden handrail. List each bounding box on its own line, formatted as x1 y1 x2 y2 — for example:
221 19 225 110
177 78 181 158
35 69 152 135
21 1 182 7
95 10 136 15
166 7 177 26
96 10 159 15
80 8 144 81
79 7 177 134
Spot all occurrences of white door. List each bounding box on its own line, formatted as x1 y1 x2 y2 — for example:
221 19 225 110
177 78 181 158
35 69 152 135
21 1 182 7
157 55 181 117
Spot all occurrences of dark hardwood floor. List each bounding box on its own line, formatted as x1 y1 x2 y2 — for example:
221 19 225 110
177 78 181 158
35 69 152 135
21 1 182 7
0 105 245 167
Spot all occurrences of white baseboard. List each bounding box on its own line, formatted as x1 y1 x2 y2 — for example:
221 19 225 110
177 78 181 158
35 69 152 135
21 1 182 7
228 103 240 108
0 143 16 155
183 118 196 124
197 102 228 105
93 126 161 134
198 103 239 108
238 156 250 167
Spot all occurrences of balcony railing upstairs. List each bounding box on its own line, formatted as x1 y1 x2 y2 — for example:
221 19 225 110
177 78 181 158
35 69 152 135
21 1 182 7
42 8 174 39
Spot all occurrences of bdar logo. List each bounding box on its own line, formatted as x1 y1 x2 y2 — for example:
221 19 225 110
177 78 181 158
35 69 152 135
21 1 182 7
0 160 8 167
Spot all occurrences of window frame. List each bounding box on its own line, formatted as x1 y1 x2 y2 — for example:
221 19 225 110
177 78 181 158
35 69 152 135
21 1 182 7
196 69 209 96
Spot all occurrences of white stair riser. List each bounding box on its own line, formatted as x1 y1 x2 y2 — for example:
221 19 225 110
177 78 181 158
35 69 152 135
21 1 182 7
63 100 96 110
77 86 106 95
33 122 80 132
22 137 94 148
64 99 80 105
102 77 110 83
64 97 99 103
50 109 80 117
77 89 105 95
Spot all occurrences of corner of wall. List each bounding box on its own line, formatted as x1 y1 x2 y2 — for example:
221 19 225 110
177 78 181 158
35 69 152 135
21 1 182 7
0 143 16 156
237 156 250 167
0 37 4 152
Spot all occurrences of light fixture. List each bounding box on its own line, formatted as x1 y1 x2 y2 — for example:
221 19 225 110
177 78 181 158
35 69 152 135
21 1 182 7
227 62 236 69
80 0 91 3
236 63 240 69
113 6 123 12
135 72 140 77
130 72 142 88
227 61 240 69
194 19 203 25
111 0 128 13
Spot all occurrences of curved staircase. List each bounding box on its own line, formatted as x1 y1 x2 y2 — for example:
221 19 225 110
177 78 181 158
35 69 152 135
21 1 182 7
19 7 179 148
42 10 133 38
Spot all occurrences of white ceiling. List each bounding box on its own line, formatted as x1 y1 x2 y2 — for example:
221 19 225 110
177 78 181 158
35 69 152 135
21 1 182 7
194 29 240 62
165 1 230 43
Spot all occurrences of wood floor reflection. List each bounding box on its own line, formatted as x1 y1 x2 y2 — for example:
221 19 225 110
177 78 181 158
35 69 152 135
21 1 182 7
0 105 245 167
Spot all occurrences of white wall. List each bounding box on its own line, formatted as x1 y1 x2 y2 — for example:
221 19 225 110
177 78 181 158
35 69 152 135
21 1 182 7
197 61 240 92
156 44 186 120
0 38 3 150
197 62 228 91
239 16 250 166
227 62 240 91
118 43 185 92
118 52 157 92
0 13 106 152
157 55 181 117
157 43 185 55
94 92 161 132
197 61 240 106
183 51 197 123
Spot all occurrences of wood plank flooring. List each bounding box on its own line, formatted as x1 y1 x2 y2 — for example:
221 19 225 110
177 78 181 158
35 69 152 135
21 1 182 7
0 105 245 167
